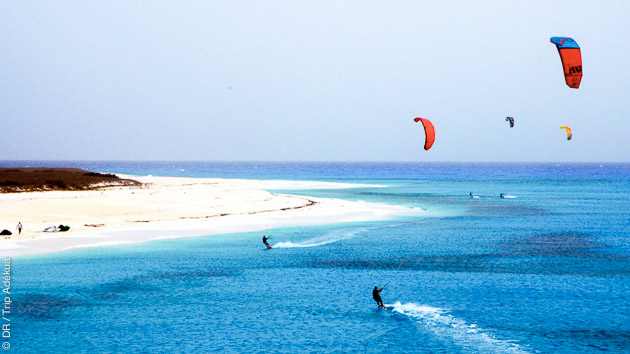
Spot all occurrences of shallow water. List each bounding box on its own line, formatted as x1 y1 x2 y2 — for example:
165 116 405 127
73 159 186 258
7 162 630 353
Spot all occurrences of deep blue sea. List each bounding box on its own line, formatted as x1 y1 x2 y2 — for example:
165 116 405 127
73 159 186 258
5 162 630 353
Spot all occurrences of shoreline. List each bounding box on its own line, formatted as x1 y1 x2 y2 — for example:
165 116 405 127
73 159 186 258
0 175 421 257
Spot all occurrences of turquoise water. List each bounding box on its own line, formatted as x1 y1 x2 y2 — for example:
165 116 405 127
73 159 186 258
7 162 630 353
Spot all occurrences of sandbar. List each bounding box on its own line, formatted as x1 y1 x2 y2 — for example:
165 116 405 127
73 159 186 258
0 175 421 257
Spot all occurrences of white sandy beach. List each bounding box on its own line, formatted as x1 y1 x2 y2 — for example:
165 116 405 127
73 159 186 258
0 175 421 257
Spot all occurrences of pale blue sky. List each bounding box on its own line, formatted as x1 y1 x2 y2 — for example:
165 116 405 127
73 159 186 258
2 1 629 162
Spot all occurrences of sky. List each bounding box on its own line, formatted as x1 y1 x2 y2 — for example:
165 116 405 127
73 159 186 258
2 1 629 162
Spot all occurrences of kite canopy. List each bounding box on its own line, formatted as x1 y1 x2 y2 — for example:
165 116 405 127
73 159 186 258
560 126 573 140
413 117 435 150
505 116 514 128
550 37 582 89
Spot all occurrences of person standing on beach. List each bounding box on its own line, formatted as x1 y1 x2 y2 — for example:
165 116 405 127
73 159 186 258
373 285 386 308
16 222 22 235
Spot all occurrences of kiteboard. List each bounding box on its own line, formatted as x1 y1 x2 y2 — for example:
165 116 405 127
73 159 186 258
266 245 272 249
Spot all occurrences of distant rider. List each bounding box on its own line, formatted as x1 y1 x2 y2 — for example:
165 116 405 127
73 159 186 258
500 193 505 199
373 285 386 308
262 235 271 247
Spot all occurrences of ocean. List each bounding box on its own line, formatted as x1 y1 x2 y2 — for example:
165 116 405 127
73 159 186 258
6 162 630 353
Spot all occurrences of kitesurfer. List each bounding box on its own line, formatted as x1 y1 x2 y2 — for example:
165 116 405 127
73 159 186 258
469 192 474 198
262 235 271 248
373 285 386 308
500 193 505 199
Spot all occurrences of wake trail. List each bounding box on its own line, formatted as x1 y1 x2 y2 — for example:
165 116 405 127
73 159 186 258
387 302 532 354
273 227 368 248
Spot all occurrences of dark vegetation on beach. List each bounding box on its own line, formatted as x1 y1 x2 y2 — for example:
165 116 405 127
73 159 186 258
0 168 141 193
